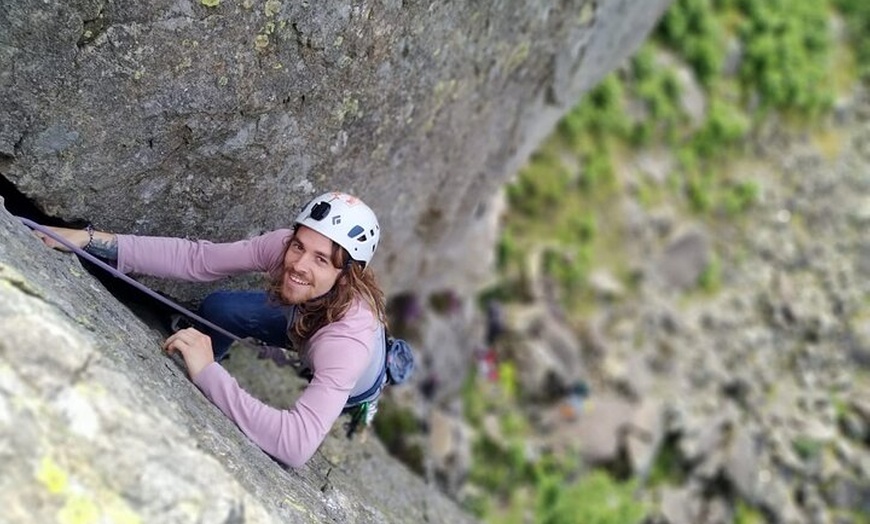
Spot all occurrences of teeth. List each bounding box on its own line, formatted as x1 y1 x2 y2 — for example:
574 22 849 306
288 274 309 285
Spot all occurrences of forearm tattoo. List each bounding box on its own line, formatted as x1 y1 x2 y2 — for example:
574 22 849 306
84 237 119 260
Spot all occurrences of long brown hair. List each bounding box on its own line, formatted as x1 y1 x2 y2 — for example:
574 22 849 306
267 231 387 341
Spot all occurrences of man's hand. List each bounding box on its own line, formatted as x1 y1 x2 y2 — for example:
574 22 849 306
163 328 215 378
34 226 90 251
34 225 119 260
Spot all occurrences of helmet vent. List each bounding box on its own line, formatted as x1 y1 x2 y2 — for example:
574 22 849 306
347 225 365 238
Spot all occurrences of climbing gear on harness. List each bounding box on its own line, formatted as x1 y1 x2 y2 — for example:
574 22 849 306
18 217 301 367
343 334 416 437
345 335 416 407
296 192 380 267
386 338 415 385
344 399 379 438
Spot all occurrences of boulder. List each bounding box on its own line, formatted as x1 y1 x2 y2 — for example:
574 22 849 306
652 226 710 291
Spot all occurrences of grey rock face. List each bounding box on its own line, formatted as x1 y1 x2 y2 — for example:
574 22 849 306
1 2 677 519
0 203 476 524
653 226 710 291
1 0 671 301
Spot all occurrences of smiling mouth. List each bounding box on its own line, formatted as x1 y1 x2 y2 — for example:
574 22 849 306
286 272 310 286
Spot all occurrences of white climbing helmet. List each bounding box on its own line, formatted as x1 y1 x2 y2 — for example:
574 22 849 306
295 191 380 267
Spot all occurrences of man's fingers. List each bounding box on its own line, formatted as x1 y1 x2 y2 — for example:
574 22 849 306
163 328 207 353
162 328 215 378
163 332 185 353
33 231 52 246
32 227 77 252
162 337 177 353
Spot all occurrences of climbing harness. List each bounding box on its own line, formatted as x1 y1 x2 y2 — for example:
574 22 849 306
343 336 416 437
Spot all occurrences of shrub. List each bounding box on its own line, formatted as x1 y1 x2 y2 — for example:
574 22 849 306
567 212 597 245
461 370 487 426
737 0 833 114
372 402 425 474
579 151 614 190
630 121 654 146
496 229 520 272
469 436 535 496
697 254 722 293
630 45 656 82
536 470 646 524
735 499 766 524
834 0 870 80
656 0 725 87
792 436 824 461
508 151 571 217
722 179 760 215
498 361 519 400
559 74 630 142
686 172 714 213
692 99 749 159
542 247 589 297
647 436 687 486
631 63 685 144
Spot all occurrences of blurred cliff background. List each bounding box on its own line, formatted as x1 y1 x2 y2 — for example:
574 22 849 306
2 0 870 523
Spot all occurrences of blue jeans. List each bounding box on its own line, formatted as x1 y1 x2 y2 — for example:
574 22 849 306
197 291 291 360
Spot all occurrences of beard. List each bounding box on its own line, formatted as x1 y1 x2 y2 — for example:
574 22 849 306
279 267 337 305
280 270 310 304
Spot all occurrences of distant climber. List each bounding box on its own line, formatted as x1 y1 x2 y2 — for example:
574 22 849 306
485 299 505 346
557 380 590 421
418 355 441 401
474 345 500 382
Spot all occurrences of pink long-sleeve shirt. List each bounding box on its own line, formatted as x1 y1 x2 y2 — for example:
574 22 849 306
116 230 380 467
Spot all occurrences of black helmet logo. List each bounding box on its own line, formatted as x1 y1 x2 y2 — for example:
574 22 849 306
310 201 331 221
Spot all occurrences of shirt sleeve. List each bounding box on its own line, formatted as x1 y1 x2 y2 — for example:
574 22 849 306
115 229 292 282
191 309 375 467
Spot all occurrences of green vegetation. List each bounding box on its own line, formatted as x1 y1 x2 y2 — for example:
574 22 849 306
507 151 572 218
461 369 489 427
656 0 726 88
736 0 833 115
562 73 630 140
734 499 767 524
461 369 647 523
628 46 685 145
697 254 722 293
372 402 425 475
647 437 687 486
791 435 825 461
690 99 750 158
469 435 535 496
536 470 645 524
497 0 862 314
472 1 866 521
834 0 870 81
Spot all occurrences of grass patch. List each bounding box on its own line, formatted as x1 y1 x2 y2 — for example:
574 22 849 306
792 435 825 461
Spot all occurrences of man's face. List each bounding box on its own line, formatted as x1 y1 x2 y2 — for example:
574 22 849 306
280 225 342 304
